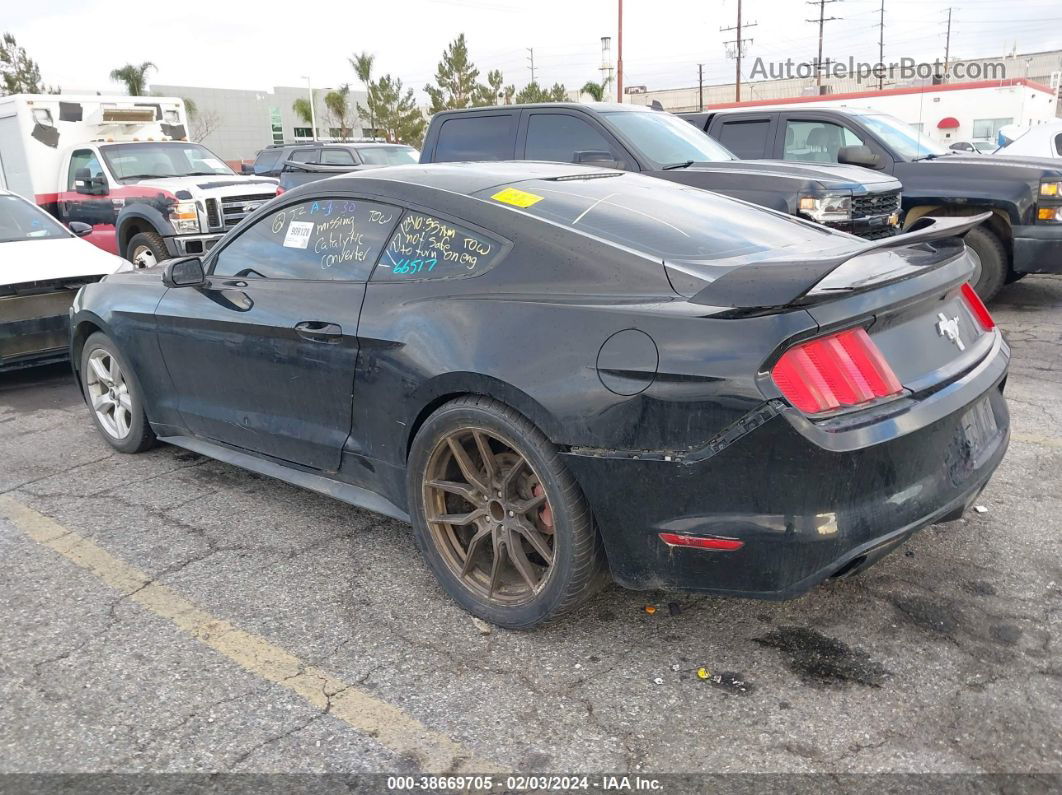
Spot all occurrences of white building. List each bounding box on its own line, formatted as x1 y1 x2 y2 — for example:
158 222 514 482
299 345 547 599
686 78 1059 146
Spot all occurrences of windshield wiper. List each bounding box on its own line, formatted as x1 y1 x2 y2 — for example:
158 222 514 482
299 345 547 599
118 173 183 180
911 152 955 162
662 160 696 170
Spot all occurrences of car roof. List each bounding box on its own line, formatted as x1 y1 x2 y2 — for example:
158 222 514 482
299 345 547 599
287 161 624 197
434 102 646 116
264 141 414 150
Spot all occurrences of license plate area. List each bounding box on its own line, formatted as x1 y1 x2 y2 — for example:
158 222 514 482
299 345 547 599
945 396 1000 485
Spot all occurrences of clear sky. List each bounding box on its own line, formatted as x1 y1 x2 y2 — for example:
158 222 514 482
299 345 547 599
7 0 1062 99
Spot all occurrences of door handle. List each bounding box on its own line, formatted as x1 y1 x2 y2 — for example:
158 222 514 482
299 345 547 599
294 320 343 343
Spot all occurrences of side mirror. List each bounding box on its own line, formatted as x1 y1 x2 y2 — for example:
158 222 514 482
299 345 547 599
162 256 206 287
574 150 623 169
74 168 109 195
837 145 883 169
68 221 93 237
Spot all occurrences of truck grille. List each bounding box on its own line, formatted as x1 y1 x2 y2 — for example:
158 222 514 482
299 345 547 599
219 194 275 230
205 198 220 228
853 189 900 219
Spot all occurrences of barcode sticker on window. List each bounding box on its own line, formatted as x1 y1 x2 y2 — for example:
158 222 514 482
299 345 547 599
283 220 315 249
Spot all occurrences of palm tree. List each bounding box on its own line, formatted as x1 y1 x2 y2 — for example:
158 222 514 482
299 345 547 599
109 62 156 96
350 51 375 139
324 84 353 140
292 97 313 125
581 80 607 102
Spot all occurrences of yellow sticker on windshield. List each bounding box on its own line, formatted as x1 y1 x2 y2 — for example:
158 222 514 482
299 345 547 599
490 187 543 208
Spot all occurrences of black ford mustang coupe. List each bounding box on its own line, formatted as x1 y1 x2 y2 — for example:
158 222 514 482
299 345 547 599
70 162 1010 628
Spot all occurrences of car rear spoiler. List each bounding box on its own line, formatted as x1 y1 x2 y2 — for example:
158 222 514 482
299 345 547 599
689 212 991 309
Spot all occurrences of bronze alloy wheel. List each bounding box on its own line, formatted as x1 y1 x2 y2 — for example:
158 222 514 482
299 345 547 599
422 427 557 605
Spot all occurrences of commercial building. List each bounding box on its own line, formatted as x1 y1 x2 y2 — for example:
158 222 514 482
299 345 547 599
628 47 1062 117
152 83 369 162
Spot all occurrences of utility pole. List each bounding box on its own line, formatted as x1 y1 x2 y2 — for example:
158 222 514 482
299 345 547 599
943 8 952 83
806 0 843 91
877 0 885 90
617 0 624 102
600 36 614 94
721 0 757 102
698 63 704 110
526 48 536 84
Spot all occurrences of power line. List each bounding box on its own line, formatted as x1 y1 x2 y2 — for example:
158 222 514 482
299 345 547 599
806 0 844 89
721 0 757 101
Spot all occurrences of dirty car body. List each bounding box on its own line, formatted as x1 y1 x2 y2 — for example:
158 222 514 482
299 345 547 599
1 190 130 371
70 163 1009 604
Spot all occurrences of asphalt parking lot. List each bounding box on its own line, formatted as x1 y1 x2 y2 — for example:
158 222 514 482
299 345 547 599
1 276 1060 780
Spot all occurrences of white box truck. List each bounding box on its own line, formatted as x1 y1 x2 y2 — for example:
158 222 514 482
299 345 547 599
0 94 278 266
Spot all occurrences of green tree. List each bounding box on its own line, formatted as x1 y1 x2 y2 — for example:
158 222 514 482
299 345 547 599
425 33 483 114
581 80 607 102
109 61 155 96
514 81 568 104
0 32 56 94
363 74 424 147
349 51 376 138
503 84 516 104
292 97 313 125
324 84 354 139
474 68 504 107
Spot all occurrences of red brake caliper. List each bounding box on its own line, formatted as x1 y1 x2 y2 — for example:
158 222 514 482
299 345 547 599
533 484 554 531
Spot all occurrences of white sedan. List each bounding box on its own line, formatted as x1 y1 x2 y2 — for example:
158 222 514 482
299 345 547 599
1 189 132 372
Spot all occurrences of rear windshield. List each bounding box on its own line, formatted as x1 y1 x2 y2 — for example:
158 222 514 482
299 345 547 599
474 172 832 262
358 146 419 166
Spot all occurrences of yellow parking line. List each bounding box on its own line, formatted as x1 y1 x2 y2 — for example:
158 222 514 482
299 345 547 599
0 496 500 774
1012 432 1062 450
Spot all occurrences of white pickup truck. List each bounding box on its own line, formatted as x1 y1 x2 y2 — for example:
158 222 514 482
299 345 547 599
0 94 279 267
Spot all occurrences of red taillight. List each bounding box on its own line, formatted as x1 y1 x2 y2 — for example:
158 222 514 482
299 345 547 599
658 532 744 551
771 327 902 414
961 283 995 331
275 186 285 196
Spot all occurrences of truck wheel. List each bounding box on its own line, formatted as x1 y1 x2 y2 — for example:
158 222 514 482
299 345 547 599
127 231 169 269
962 225 1007 302
407 396 608 629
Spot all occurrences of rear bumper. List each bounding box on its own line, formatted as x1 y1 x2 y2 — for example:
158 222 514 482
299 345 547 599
1012 224 1062 274
163 233 224 258
563 336 1010 597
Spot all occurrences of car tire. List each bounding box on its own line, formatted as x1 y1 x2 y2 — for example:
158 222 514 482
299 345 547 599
127 231 169 269
80 332 156 454
407 396 608 629
963 225 1008 302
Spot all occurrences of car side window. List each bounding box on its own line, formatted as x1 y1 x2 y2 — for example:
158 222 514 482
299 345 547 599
67 149 103 190
434 114 515 162
289 149 318 164
321 148 356 165
253 150 283 174
212 198 400 282
1055 133 1062 157
524 114 617 163
783 120 864 163
372 211 506 282
716 119 771 159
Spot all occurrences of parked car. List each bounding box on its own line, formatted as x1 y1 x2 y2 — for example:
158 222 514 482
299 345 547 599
70 162 1009 628
1 189 130 371
994 120 1062 160
248 142 420 179
0 94 280 268
276 161 382 193
419 103 904 240
949 140 996 154
680 106 1062 300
